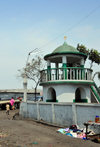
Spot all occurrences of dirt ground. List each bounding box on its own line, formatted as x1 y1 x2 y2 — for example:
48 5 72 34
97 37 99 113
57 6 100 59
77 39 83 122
0 109 100 147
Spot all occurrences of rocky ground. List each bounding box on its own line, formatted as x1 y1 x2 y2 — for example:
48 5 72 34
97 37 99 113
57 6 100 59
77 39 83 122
0 109 100 147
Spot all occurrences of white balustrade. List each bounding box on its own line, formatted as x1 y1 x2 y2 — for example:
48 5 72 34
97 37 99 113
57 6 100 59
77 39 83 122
40 68 92 82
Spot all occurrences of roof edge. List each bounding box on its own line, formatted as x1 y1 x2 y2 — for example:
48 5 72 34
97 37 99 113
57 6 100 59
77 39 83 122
44 51 87 60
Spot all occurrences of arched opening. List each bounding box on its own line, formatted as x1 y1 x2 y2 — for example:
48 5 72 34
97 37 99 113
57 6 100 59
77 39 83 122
47 87 57 102
75 88 82 102
75 87 87 103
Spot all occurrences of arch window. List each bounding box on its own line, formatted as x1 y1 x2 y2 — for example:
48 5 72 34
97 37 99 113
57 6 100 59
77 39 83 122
74 87 87 103
47 87 57 102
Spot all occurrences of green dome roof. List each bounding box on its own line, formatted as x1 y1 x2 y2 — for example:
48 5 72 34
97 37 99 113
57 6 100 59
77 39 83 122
44 41 87 60
53 42 79 53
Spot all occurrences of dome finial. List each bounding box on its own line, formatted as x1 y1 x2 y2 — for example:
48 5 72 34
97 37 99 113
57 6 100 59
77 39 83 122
64 36 67 41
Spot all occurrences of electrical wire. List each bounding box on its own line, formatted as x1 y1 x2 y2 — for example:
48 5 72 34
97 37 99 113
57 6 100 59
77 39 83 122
26 3 100 58
34 4 100 54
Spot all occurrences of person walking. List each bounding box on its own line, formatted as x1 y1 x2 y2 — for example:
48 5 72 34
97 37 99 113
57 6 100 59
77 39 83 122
6 103 10 116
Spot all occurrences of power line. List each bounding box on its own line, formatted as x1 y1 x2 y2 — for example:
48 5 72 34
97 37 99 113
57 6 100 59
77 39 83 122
35 4 100 53
27 4 100 58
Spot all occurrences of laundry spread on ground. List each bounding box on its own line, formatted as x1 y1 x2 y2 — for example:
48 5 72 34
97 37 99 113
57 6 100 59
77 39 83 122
57 125 94 140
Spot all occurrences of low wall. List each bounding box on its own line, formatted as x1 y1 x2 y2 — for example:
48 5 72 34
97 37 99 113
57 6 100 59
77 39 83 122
20 102 100 132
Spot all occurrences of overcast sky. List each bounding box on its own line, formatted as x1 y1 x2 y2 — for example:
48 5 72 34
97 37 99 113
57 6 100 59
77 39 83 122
0 0 100 89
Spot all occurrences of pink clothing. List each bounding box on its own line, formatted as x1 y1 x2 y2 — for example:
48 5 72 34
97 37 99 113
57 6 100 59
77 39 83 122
10 98 15 106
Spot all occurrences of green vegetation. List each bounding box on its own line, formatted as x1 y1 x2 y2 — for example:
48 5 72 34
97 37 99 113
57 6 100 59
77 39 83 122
77 44 89 55
77 44 100 69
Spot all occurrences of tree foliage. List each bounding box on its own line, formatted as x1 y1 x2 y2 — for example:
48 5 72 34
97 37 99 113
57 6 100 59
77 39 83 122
77 44 89 55
89 49 100 68
77 44 100 69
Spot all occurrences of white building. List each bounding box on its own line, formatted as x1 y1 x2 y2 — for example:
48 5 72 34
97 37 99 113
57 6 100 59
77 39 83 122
40 41 100 103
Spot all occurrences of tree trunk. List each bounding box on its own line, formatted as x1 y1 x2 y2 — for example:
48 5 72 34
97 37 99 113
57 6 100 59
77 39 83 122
35 87 37 101
34 81 39 101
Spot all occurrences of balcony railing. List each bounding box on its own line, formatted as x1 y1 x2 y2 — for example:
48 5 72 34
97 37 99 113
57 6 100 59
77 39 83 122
40 67 93 82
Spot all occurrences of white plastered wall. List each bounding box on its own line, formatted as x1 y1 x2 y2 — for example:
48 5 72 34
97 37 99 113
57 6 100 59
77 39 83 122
43 83 91 103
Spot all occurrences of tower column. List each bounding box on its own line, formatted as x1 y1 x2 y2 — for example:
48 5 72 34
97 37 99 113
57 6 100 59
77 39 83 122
80 58 85 79
80 58 84 67
62 56 67 67
62 56 67 79
23 74 27 102
47 60 51 80
55 63 59 80
47 60 51 69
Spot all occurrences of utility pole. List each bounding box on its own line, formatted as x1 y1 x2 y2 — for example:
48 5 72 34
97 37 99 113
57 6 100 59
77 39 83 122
23 48 38 102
